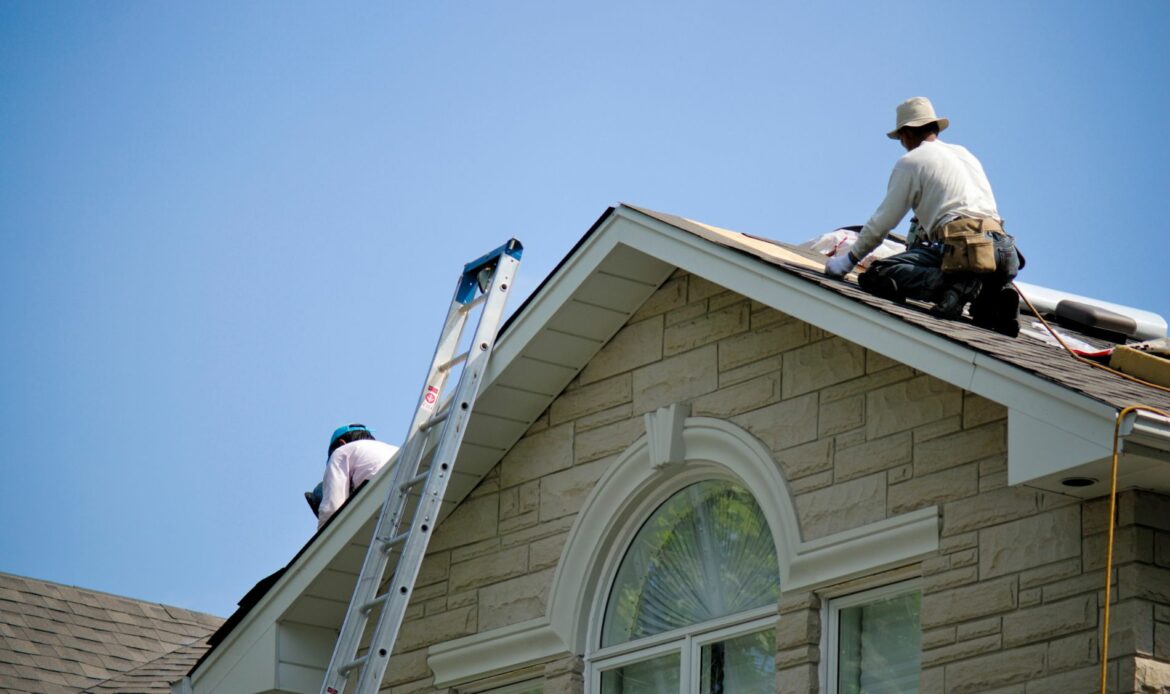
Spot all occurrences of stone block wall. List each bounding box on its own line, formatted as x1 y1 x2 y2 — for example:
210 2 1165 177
382 270 1170 693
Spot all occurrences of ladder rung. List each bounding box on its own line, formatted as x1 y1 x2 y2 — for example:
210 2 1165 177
360 593 389 614
399 472 429 492
459 294 488 314
339 654 368 676
421 409 450 432
437 351 469 374
380 532 409 552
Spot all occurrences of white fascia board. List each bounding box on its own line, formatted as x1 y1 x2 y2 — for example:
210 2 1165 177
1007 408 1115 485
428 618 567 688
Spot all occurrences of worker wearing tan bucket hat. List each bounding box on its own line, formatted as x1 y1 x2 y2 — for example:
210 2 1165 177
824 97 1025 337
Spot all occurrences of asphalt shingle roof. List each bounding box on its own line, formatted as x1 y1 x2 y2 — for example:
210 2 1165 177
0 572 223 694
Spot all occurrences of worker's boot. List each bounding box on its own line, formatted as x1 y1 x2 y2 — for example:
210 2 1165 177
971 285 1021 337
857 270 905 304
932 278 981 320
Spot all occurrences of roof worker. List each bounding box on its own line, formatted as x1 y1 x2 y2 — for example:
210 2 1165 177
315 424 398 530
824 97 1024 337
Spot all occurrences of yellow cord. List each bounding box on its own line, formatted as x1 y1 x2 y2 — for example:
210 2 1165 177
1100 404 1170 693
1007 285 1170 691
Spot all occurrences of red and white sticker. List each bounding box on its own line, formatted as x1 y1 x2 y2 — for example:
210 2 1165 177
421 385 440 412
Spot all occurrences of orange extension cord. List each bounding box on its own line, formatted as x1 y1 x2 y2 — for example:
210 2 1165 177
1012 284 1170 692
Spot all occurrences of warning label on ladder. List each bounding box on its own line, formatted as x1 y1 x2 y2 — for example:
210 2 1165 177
421 385 440 413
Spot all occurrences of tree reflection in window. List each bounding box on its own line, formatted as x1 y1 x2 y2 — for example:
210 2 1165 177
601 480 780 648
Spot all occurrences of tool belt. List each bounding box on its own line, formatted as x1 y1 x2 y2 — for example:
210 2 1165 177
938 217 1003 273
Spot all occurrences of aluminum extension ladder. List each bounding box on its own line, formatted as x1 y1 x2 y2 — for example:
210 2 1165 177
320 239 523 694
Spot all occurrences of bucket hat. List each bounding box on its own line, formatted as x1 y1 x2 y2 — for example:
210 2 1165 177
887 97 950 139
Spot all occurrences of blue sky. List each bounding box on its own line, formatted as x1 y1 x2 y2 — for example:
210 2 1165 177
2 2 1167 617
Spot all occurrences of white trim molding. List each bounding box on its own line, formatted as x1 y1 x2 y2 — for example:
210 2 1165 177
429 618 567 688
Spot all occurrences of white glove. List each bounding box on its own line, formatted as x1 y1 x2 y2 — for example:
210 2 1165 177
824 250 858 278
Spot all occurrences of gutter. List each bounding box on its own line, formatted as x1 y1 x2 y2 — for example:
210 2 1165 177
1120 408 1170 459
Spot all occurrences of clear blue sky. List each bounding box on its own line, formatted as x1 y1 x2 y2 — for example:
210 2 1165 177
2 2 1167 617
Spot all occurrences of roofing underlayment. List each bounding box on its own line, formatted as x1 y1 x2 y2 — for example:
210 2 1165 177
0 572 223 694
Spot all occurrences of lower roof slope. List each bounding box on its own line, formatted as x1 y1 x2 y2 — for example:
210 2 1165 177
0 572 223 694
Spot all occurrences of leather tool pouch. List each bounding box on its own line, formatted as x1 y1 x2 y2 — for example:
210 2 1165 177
940 218 999 273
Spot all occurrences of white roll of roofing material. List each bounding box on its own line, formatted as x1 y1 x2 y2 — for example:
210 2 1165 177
1014 280 1168 341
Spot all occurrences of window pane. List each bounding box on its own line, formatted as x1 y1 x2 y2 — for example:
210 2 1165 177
600 652 680 694
700 629 776 694
838 591 921 694
602 481 780 647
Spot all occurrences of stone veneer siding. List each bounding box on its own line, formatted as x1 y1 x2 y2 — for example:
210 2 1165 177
381 271 1170 694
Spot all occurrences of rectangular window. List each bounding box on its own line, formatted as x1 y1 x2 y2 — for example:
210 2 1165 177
827 583 921 694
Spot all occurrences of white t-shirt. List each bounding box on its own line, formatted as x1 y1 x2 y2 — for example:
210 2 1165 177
852 139 1001 259
318 439 399 529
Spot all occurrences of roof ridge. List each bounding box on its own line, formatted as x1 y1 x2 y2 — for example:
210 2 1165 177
79 633 210 693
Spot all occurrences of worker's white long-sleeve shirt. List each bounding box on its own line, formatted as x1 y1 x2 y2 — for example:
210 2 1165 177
318 439 399 529
852 139 1001 260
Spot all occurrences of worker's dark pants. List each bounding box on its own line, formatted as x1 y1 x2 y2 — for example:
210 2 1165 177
859 234 1020 307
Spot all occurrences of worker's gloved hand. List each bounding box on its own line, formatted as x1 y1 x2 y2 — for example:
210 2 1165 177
824 250 857 278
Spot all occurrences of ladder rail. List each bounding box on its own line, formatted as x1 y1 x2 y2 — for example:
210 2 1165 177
351 249 519 693
320 239 521 694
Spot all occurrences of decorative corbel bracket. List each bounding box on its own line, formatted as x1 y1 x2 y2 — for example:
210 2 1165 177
644 402 691 471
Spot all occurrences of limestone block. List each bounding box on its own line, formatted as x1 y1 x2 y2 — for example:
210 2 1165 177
776 644 818 669
1020 558 1082 589
709 291 747 312
818 394 864 437
963 393 1005 428
1126 656 1170 692
664 303 749 356
629 275 686 323
396 605 477 652
778 591 821 613
942 643 1045 693
940 531 979 554
451 537 500 564
530 531 568 571
1106 599 1155 656
781 337 866 399
834 432 912 482
920 666 945 693
922 633 1000 668
979 506 1081 579
888 464 979 516
922 625 957 650
1083 526 1155 571
691 373 779 418
865 375 962 439
789 469 833 494
776 662 817 694
384 649 432 687
1001 594 1096 648
719 354 783 388
1124 490 1170 532
1045 630 1097 673
913 422 1006 476
922 577 1017 629
922 554 953 576
573 417 643 464
550 376 631 426
775 608 819 649
819 364 914 404
717 319 808 372
543 672 583 694
1022 664 1104 694
888 463 913 484
775 439 833 481
687 275 724 303
867 349 899 373
416 552 451 587
430 495 499 553
751 305 789 329
500 423 574 488
501 514 576 549
574 403 633 432
1020 588 1043 607
539 458 610 521
665 301 706 326
449 545 529 593
731 392 819 453
923 565 979 593
911 416 963 445
478 568 554 631
1156 532 1170 568
447 589 476 610
525 411 550 435
1041 572 1105 603
980 470 1008 493
578 316 664 385
942 486 1066 537
956 616 1001 641
795 472 886 540
500 486 521 519
632 344 718 414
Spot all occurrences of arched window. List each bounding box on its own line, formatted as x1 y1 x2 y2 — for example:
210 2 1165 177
590 479 780 693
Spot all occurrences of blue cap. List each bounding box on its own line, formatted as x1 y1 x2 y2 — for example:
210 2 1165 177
329 423 371 450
